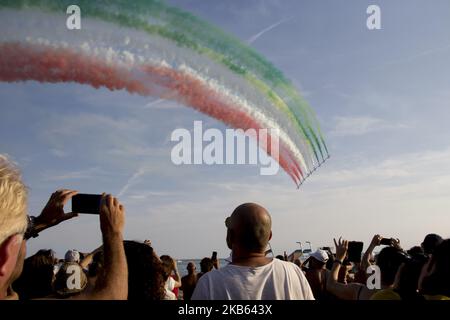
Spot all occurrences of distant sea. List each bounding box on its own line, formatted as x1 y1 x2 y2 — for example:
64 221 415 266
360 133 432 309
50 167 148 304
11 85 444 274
177 259 229 277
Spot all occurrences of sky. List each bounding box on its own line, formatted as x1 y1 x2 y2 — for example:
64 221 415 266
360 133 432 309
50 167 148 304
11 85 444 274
1 0 450 259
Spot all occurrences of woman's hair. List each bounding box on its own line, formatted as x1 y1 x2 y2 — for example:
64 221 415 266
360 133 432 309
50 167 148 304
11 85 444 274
12 250 55 299
420 239 450 297
160 255 175 281
396 256 427 300
123 240 165 300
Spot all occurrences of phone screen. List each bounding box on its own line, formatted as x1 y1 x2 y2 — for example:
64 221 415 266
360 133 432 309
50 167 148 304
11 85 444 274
347 241 364 263
380 238 392 246
72 194 102 214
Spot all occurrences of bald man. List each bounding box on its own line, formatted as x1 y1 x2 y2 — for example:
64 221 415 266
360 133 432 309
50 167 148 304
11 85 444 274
181 262 198 300
192 203 314 300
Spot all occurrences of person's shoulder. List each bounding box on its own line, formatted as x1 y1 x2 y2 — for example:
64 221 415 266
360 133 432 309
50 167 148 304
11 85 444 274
181 274 190 280
273 259 307 277
273 258 298 270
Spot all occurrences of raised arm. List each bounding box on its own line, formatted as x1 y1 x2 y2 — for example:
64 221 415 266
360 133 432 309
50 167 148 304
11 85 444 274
79 245 103 270
361 235 382 272
76 194 127 300
172 259 182 289
326 237 362 300
26 189 79 239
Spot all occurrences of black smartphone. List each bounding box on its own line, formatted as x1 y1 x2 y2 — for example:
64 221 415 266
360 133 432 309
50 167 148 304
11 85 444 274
72 194 102 214
347 241 364 263
211 251 218 260
380 238 392 246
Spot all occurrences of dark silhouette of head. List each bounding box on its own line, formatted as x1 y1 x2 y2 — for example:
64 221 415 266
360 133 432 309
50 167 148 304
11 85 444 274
407 246 425 258
200 257 213 274
395 256 426 300
377 246 408 286
226 203 272 254
420 239 450 297
421 234 443 256
12 250 55 300
187 262 196 275
123 241 165 300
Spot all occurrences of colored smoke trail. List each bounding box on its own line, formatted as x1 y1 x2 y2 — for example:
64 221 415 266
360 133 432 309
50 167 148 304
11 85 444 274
0 0 329 186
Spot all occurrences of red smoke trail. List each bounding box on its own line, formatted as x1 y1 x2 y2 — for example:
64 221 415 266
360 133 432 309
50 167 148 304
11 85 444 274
0 42 302 184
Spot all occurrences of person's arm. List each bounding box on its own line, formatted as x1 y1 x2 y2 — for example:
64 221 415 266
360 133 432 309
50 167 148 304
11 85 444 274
79 245 103 270
326 237 362 300
212 257 220 270
27 189 79 238
172 260 182 289
361 235 381 272
75 194 127 300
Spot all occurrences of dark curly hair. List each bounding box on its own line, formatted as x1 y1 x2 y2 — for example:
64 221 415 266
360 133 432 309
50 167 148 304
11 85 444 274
12 249 55 300
421 239 450 297
123 241 165 300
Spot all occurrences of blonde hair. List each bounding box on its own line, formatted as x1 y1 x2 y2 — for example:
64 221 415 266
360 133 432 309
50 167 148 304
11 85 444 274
0 154 28 245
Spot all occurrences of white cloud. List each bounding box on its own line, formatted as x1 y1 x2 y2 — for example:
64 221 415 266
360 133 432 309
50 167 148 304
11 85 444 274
43 167 106 182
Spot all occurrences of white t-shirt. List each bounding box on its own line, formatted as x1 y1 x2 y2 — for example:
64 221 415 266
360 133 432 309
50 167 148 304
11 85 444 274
164 277 177 300
191 258 314 300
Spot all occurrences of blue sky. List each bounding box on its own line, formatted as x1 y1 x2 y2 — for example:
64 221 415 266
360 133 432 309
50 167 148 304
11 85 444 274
1 0 450 259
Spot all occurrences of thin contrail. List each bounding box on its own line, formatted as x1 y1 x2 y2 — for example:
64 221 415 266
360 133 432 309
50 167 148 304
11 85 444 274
375 43 450 69
117 167 146 197
247 16 294 44
144 98 166 108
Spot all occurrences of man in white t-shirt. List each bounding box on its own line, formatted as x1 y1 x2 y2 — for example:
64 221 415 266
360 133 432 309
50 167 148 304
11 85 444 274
191 203 314 300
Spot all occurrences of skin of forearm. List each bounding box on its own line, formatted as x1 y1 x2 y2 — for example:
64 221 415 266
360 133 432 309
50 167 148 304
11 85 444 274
361 244 376 271
91 233 127 300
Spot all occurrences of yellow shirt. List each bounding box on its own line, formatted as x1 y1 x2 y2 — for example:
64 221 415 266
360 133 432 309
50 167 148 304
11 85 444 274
370 288 401 300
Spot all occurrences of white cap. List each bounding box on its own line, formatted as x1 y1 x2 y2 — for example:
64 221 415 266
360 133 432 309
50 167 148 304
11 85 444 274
64 249 80 263
310 249 329 263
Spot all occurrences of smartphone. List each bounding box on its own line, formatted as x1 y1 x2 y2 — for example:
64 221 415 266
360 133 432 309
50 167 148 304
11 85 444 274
380 238 392 246
211 251 218 260
347 241 364 263
72 194 102 214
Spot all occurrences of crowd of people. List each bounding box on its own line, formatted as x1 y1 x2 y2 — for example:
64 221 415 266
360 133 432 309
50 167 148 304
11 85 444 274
0 154 449 300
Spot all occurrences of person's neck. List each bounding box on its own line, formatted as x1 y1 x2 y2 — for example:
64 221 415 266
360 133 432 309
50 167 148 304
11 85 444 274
231 250 271 267
0 285 18 300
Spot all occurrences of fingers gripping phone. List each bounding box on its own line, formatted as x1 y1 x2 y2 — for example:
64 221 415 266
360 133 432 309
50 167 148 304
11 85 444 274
72 194 102 214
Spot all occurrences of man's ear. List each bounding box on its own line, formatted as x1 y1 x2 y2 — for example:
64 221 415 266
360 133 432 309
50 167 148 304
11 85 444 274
226 229 233 250
0 235 22 277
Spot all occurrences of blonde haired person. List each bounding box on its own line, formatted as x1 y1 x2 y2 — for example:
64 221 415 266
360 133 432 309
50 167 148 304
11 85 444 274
0 155 28 299
0 154 128 300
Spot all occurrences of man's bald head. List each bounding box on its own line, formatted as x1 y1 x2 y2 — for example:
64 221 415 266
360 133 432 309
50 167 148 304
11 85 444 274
227 203 272 253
